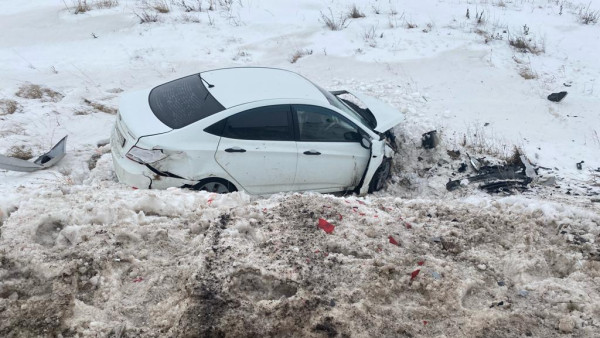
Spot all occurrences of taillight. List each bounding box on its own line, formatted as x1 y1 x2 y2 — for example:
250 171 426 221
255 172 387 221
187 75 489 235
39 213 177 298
126 146 167 164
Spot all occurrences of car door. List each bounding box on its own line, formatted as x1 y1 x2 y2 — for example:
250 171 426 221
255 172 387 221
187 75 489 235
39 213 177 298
214 105 297 195
292 104 371 192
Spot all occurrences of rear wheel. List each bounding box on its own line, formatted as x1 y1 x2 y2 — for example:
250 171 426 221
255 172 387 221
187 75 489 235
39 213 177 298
192 178 237 194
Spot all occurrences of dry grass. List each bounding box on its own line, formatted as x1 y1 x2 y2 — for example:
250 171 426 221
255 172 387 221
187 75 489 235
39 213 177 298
7 145 33 160
95 0 119 9
348 4 365 19
74 0 91 14
83 99 117 114
180 13 201 23
405 21 418 29
152 0 170 13
578 4 599 24
461 124 515 160
320 8 349 31
15 84 64 102
509 36 545 54
0 99 21 115
519 67 537 80
135 10 159 23
289 49 313 63
178 0 203 12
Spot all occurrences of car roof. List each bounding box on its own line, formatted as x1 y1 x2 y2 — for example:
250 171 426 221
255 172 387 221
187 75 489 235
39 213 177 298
200 67 329 108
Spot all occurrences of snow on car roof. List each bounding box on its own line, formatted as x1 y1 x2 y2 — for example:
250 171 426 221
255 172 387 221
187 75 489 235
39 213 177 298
200 67 328 108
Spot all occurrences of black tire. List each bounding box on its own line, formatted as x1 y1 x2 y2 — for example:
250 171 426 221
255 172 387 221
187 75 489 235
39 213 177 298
190 178 237 194
368 158 392 193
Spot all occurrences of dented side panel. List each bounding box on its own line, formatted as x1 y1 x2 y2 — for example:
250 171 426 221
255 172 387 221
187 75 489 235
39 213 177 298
294 141 370 192
359 139 386 196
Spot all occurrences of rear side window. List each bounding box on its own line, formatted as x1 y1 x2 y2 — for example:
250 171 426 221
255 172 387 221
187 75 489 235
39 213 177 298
222 105 293 141
149 75 225 129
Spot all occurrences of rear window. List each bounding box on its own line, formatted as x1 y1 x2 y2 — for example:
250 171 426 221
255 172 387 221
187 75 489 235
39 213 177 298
148 75 225 129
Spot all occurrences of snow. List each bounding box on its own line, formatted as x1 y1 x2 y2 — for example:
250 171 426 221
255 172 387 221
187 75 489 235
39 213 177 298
1 0 600 336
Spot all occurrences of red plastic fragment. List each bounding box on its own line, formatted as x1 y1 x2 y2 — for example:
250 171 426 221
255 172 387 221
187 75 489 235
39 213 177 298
207 198 214 206
359 212 366 216
405 222 412 229
323 205 332 209
318 218 335 234
133 277 143 283
410 269 420 280
357 200 366 205
417 261 424 266
388 236 399 245
423 320 428 326
338 214 343 220
132 187 138 190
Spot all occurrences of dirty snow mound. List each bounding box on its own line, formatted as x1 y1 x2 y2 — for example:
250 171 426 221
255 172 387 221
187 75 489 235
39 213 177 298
1 186 599 336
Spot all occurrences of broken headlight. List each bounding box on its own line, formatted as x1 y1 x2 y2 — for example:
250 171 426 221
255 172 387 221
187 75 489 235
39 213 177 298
126 146 167 164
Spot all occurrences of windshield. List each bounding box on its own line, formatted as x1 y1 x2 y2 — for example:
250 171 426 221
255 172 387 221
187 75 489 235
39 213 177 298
313 84 374 130
148 75 225 129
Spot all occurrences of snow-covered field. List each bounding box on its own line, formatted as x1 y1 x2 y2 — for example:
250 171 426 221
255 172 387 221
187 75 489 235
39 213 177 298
1 0 599 336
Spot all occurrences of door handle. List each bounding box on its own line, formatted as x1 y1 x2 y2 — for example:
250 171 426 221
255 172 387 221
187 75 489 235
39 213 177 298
303 150 321 155
225 147 246 153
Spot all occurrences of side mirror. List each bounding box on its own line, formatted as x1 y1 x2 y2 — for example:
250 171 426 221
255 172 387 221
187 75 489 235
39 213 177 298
360 137 372 149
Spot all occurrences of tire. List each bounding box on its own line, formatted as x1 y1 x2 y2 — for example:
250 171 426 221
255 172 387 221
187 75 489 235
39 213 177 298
191 178 237 194
368 158 392 193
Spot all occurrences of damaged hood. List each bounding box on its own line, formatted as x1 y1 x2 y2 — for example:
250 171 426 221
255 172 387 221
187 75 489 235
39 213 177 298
119 89 172 139
347 91 404 133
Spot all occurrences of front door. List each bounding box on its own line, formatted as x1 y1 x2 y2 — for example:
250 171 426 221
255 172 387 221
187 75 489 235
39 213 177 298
292 105 370 192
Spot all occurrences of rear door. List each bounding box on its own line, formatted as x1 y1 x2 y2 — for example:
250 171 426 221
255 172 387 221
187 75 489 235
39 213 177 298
292 104 370 192
214 105 297 195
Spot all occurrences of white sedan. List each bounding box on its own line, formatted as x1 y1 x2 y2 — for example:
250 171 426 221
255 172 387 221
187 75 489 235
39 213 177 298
111 67 402 195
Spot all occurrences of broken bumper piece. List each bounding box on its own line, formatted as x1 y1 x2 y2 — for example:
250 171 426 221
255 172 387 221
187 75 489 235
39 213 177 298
0 136 68 172
446 158 534 194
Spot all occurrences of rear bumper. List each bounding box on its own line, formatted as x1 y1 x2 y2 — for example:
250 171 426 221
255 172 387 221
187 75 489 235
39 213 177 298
112 151 152 189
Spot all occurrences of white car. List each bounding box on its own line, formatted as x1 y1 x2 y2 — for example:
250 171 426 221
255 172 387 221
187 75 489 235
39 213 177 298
111 67 403 195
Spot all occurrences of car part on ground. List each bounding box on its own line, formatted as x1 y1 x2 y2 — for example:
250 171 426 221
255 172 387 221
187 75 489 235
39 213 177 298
0 136 67 172
421 130 439 149
547 91 568 102
446 155 536 194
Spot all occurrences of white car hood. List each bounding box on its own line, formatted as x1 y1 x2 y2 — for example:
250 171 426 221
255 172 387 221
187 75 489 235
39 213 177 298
119 89 172 139
347 91 404 133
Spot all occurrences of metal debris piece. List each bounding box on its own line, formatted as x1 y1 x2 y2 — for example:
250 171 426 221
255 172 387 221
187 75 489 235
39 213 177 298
466 152 482 171
547 91 568 102
0 136 67 172
446 156 536 194
421 130 439 149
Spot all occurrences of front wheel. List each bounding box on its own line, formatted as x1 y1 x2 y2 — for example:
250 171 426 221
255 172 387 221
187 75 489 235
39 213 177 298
368 158 392 193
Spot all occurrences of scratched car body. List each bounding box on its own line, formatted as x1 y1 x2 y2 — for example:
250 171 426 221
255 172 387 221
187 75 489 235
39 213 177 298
111 67 403 195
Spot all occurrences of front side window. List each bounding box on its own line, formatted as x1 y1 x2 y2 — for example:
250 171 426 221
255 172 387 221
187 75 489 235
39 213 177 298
222 105 293 141
294 105 360 142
